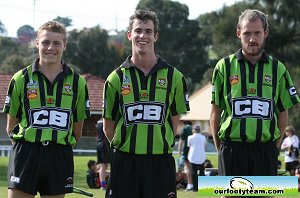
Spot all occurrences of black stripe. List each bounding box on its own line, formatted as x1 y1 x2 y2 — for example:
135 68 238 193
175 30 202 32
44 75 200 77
22 68 30 130
239 61 247 142
147 73 157 154
270 58 278 140
68 72 79 144
162 67 174 154
35 73 46 142
4 79 16 113
224 57 232 141
52 79 64 143
255 62 264 142
115 68 126 150
285 73 298 105
129 67 139 101
129 124 137 153
182 76 189 110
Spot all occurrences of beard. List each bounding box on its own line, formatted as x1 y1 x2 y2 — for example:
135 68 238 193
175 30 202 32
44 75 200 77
241 40 265 57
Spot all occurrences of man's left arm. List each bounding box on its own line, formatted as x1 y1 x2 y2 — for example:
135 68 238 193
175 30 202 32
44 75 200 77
73 121 84 144
277 110 288 148
171 115 180 135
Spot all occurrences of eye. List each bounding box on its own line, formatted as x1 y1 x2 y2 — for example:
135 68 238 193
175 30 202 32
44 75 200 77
41 40 50 46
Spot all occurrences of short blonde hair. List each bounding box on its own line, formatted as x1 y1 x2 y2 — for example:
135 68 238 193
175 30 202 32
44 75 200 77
285 125 295 133
37 21 67 44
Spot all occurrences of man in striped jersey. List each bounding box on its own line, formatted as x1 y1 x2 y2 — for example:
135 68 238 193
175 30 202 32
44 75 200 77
4 21 90 198
103 10 189 198
210 9 300 177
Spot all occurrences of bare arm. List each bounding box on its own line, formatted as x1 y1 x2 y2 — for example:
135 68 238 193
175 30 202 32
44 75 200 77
103 118 116 143
210 103 222 151
73 120 84 147
171 115 180 135
277 110 288 148
6 115 19 144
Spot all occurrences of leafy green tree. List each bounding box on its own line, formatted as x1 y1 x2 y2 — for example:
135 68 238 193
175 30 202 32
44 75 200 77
64 26 121 78
17 25 36 43
0 20 7 35
53 16 73 28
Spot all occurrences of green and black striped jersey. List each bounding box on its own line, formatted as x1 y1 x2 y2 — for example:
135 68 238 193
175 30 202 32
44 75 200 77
103 56 190 154
212 49 300 143
3 59 90 145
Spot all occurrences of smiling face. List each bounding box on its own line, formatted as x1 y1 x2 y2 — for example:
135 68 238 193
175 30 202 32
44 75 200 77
36 30 66 66
127 19 158 56
237 18 268 58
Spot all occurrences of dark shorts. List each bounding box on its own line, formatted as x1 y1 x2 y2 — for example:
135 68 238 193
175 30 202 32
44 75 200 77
97 140 112 164
218 141 278 176
285 161 299 172
107 151 177 198
8 141 74 195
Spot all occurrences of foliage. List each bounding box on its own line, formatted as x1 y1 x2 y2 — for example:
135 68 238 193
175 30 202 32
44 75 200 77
16 25 36 44
0 20 7 35
53 16 73 28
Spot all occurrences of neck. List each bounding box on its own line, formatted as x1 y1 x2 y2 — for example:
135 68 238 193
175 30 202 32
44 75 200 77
39 62 63 83
131 53 157 74
242 51 262 65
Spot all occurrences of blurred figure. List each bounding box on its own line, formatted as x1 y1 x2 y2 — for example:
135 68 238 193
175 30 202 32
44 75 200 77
187 125 207 192
86 160 100 189
295 164 300 192
178 120 193 190
96 119 112 190
281 125 299 176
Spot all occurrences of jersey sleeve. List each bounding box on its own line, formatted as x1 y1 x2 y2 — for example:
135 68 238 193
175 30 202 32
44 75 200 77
102 71 120 121
276 66 300 112
170 70 190 116
74 77 90 122
3 75 22 118
211 59 226 109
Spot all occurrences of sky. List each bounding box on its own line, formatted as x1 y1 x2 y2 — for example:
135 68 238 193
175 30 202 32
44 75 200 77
0 0 241 37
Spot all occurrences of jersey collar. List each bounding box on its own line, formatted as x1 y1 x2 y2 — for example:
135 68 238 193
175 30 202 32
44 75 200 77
32 58 73 76
120 55 170 75
235 48 269 63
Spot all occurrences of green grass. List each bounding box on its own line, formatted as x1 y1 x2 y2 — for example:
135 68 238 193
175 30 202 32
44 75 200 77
0 153 297 198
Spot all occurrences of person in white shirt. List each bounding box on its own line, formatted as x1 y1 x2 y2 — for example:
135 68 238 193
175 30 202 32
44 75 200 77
187 124 207 192
281 125 299 176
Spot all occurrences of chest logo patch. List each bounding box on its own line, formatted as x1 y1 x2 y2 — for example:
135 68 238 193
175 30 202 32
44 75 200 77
121 85 131 95
27 89 38 99
26 79 38 88
123 75 131 84
229 75 239 85
264 75 272 83
64 84 72 92
157 78 166 86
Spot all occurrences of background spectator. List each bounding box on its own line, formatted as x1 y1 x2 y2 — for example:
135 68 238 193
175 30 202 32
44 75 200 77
86 160 100 189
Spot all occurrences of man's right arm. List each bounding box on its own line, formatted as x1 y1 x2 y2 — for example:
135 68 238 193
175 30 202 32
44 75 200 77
6 114 19 144
103 118 116 143
210 103 222 151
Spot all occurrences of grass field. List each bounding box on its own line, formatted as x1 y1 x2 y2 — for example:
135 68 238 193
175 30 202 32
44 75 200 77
0 153 297 198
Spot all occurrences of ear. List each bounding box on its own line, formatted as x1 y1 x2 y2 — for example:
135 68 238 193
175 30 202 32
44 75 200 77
236 29 241 39
35 39 39 48
154 32 159 42
264 29 269 38
127 31 132 41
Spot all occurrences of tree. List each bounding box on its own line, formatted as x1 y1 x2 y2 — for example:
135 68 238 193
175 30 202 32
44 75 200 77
17 25 36 44
64 26 122 78
0 20 7 35
53 16 73 28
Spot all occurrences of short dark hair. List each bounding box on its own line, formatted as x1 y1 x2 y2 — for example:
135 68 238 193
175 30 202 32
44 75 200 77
87 160 96 168
128 9 159 34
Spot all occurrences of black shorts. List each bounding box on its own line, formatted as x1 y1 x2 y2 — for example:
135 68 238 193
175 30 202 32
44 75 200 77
218 141 278 176
285 161 299 172
8 141 74 195
107 151 177 198
97 140 112 164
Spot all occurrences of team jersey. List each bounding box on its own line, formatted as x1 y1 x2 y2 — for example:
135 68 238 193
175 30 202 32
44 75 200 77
3 58 90 145
103 56 190 154
212 49 300 143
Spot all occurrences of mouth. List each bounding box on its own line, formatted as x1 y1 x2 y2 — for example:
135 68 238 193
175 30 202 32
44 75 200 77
138 41 148 45
45 52 57 56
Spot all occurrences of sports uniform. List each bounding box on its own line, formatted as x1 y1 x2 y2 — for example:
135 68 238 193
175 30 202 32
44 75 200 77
212 49 300 175
4 58 90 195
103 56 189 197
